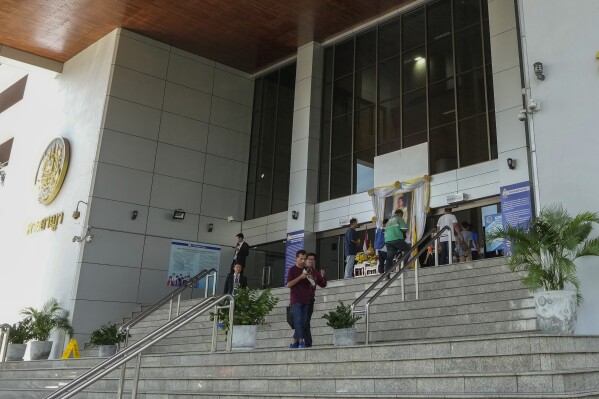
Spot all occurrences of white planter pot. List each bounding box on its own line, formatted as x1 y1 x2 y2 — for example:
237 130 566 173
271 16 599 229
98 345 117 357
534 291 578 335
29 341 53 360
231 325 257 350
6 344 27 361
332 328 357 346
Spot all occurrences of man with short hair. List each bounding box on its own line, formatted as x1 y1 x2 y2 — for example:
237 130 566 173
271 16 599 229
230 233 249 274
384 209 412 274
223 262 248 295
304 253 326 347
286 250 326 348
436 207 462 265
343 218 360 279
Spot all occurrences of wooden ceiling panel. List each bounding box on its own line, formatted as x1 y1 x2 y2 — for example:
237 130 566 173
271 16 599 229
0 0 414 73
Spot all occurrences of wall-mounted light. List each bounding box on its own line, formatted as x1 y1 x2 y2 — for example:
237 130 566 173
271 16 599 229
131 210 138 220
507 158 516 170
208 223 214 232
72 201 88 219
533 62 545 81
173 209 186 220
291 210 299 220
73 226 94 243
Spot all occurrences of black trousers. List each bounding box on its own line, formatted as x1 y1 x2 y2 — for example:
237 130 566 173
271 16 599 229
377 251 387 274
384 240 412 273
304 299 315 347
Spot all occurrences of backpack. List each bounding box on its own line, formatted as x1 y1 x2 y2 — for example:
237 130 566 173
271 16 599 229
374 228 385 250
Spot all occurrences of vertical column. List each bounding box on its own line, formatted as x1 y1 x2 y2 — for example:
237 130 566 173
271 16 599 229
287 42 323 252
488 0 531 188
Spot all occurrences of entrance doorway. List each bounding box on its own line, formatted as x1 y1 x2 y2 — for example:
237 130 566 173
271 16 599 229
244 241 286 289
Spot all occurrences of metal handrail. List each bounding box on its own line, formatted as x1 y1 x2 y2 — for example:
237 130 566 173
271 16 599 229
0 324 10 362
118 268 217 337
44 294 234 399
351 226 451 344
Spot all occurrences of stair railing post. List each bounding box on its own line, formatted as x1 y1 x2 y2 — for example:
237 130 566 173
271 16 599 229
168 299 173 321
211 304 219 352
116 328 131 399
226 297 235 352
434 237 439 266
400 260 405 302
212 272 217 296
176 294 181 317
0 324 10 363
364 302 371 345
415 257 419 300
448 236 453 265
130 352 143 398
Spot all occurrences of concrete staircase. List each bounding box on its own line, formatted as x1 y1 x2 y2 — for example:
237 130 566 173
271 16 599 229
2 257 599 398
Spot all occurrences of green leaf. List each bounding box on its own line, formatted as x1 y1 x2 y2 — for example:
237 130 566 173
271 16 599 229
20 298 74 341
322 301 361 329
210 288 279 331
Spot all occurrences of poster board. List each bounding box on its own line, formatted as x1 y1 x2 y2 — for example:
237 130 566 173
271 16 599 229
167 240 221 289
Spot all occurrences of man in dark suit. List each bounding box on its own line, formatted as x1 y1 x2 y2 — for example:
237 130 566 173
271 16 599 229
224 262 248 295
230 233 249 274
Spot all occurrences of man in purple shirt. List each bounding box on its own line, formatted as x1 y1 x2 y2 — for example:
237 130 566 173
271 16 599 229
286 249 327 349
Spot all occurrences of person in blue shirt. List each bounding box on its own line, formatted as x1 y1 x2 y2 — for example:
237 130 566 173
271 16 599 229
343 218 360 279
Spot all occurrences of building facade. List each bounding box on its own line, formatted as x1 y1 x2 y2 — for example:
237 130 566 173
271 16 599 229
1 0 598 356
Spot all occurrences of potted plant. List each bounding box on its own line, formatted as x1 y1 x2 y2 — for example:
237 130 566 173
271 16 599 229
210 288 278 350
322 301 362 346
89 322 128 357
6 320 33 361
490 204 599 334
20 298 74 360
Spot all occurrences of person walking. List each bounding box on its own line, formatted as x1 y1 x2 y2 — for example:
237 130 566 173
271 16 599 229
436 207 461 265
304 252 327 348
343 218 360 279
384 209 412 274
286 250 326 349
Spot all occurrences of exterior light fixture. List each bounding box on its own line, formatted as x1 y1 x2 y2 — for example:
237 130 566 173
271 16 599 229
173 209 186 220
208 223 214 232
533 62 545 80
291 210 299 220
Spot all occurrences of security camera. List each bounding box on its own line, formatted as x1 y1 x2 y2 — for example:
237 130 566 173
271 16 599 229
517 110 527 121
72 210 81 220
227 216 234 222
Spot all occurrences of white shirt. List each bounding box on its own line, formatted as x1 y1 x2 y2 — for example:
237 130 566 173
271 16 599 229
437 214 458 242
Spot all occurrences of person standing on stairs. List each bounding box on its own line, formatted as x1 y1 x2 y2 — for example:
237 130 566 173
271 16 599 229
436 207 462 265
343 218 361 279
223 262 248 295
286 250 327 349
230 233 249 274
304 252 327 348
384 209 411 274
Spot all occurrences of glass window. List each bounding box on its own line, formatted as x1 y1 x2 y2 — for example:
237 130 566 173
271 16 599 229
457 68 486 120
403 88 427 135
355 67 376 110
319 121 331 202
246 64 296 219
427 0 452 41
378 17 401 60
428 78 455 128
331 114 353 157
454 0 481 31
458 114 489 167
356 29 376 70
354 106 375 152
334 39 354 78
455 23 483 74
319 0 495 199
333 74 354 117
402 8 425 51
402 47 426 92
378 97 401 145
427 36 454 83
354 148 375 193
378 55 401 103
330 155 352 199
430 124 457 174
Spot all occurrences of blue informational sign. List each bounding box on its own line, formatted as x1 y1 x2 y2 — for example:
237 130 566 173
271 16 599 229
284 230 304 285
500 181 533 255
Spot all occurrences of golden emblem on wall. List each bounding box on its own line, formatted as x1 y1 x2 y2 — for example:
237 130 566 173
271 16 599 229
34 137 70 205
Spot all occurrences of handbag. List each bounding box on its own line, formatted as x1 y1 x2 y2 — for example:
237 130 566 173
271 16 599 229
286 305 294 329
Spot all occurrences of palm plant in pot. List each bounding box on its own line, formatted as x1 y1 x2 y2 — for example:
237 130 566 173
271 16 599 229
89 322 128 357
490 204 599 334
6 320 33 361
322 301 361 346
210 288 278 350
21 298 74 360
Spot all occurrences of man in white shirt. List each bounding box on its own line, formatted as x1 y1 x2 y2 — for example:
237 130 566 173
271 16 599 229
436 207 462 265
